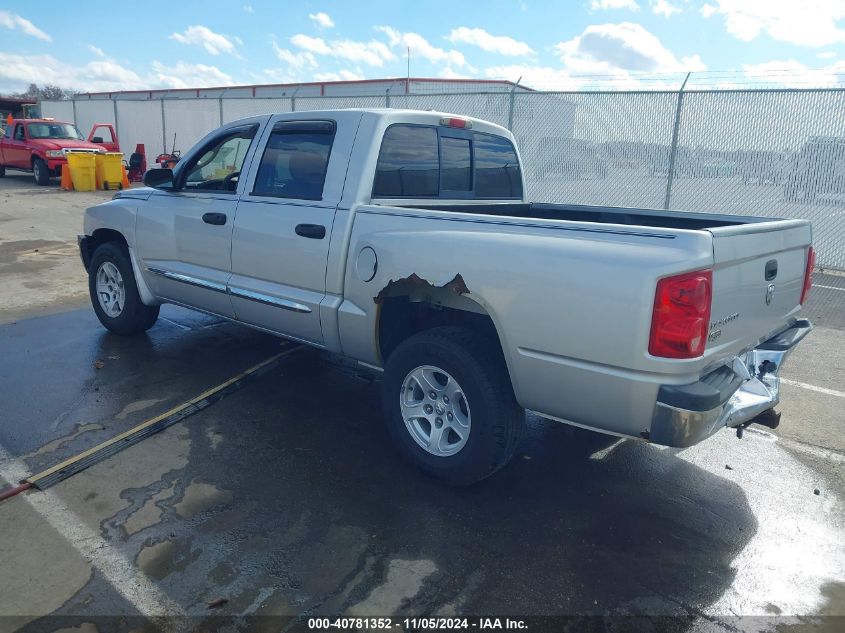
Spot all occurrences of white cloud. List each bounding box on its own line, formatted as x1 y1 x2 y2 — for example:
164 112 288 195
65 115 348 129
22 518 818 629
314 69 364 81
702 0 845 47
253 68 298 84
170 25 237 55
0 52 141 92
149 61 232 89
290 33 395 67
739 59 845 87
447 27 534 56
484 64 584 90
375 25 402 47
290 34 333 55
375 26 466 67
0 10 51 41
554 22 706 73
272 42 318 70
818 51 837 59
651 0 681 17
309 12 335 29
438 67 470 79
700 3 718 17
243 4 254 13
590 0 641 10
0 51 238 94
88 45 106 58
0 49 241 96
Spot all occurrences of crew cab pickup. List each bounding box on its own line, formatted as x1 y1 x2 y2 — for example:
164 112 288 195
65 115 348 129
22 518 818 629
0 118 105 185
78 109 814 484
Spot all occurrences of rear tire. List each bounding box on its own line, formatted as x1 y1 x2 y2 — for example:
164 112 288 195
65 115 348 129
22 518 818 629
381 326 524 485
0 165 5 178
88 242 159 335
33 157 50 186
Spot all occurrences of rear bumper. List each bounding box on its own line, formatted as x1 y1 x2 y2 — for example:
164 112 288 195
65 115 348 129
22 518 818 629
649 319 812 447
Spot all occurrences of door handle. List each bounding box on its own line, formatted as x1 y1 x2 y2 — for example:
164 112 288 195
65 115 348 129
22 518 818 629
295 224 326 239
202 212 227 226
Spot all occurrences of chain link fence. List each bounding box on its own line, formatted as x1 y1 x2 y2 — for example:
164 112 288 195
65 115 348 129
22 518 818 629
42 87 845 271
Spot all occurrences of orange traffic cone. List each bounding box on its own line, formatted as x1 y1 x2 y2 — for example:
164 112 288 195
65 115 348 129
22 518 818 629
60 164 73 191
120 165 130 190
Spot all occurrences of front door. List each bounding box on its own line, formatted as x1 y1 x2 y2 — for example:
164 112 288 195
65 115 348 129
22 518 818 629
136 123 261 317
229 115 356 344
7 124 30 168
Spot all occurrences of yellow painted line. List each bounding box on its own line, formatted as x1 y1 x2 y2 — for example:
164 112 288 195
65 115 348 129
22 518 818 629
27 346 297 485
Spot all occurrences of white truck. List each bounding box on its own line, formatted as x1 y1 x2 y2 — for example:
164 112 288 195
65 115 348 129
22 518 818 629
79 109 814 484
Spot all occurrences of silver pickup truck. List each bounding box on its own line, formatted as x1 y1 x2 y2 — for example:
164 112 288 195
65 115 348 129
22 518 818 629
79 109 814 484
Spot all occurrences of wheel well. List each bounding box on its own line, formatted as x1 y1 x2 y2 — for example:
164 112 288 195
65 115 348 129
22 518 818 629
81 229 128 271
377 294 502 363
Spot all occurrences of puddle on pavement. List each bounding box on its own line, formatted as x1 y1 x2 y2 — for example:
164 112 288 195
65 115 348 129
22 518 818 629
0 239 66 264
124 483 176 536
27 423 105 458
348 559 438 615
136 536 199 580
116 398 164 420
174 480 233 518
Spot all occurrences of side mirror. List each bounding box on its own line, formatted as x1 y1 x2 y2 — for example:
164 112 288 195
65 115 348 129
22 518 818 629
143 168 175 189
91 136 104 144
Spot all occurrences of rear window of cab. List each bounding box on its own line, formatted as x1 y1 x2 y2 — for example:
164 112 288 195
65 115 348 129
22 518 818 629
373 123 522 199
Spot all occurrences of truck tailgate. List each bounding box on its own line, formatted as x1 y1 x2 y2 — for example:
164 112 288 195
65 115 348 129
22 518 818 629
705 219 812 359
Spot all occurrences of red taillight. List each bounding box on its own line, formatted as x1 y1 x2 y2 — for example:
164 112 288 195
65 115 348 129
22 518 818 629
800 246 815 305
439 116 472 129
649 270 713 359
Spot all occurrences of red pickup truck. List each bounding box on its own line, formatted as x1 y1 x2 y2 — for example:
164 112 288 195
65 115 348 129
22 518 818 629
0 118 111 185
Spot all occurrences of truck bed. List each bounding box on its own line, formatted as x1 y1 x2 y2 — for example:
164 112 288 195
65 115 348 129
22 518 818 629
407 202 765 230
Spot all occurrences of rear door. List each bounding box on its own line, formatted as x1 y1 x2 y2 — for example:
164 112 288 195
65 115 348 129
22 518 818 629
229 113 359 345
705 219 812 358
136 123 262 317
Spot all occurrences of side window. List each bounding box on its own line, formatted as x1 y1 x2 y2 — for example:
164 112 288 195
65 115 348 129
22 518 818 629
181 125 258 193
91 126 114 143
474 133 522 199
251 120 335 201
440 136 472 192
373 125 438 197
14 125 25 141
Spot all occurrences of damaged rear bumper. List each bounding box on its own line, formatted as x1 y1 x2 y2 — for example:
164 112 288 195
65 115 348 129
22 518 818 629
649 319 812 447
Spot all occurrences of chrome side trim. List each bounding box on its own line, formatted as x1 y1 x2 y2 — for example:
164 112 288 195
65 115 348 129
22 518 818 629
227 286 312 313
145 267 228 293
161 298 326 349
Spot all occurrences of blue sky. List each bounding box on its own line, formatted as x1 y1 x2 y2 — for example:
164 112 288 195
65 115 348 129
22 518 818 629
2 1 844 93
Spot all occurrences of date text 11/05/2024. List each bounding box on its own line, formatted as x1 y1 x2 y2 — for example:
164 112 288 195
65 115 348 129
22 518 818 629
307 617 528 630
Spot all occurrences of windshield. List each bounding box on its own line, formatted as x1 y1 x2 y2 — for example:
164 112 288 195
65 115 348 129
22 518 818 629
27 123 83 140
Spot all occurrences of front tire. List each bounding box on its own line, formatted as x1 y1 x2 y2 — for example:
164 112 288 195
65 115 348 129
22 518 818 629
0 165 6 177
33 158 50 186
88 242 159 335
382 326 524 485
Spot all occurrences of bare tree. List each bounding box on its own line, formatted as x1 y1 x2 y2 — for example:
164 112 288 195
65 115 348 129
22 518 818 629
2 84 78 100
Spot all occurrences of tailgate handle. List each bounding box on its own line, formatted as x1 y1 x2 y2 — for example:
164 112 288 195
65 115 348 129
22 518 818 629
765 259 778 281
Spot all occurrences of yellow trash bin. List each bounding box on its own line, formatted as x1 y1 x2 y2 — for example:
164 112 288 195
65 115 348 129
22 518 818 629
66 152 97 192
94 152 124 190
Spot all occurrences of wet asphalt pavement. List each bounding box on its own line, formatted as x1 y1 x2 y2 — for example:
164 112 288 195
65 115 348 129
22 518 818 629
0 303 842 633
